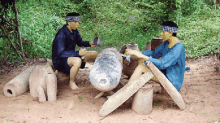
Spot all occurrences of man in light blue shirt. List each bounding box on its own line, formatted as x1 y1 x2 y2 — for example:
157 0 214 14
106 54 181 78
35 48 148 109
126 21 185 91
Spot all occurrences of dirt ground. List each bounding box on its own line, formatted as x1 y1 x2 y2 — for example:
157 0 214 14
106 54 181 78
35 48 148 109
0 55 220 123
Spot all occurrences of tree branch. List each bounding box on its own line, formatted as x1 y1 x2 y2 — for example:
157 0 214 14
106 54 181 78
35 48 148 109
0 15 17 27
13 1 25 58
0 25 22 58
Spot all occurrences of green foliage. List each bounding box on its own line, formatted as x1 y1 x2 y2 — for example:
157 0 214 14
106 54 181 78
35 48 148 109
0 0 219 61
178 9 220 58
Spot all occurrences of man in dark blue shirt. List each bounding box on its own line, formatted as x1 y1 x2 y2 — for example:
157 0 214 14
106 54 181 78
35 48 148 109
52 12 97 90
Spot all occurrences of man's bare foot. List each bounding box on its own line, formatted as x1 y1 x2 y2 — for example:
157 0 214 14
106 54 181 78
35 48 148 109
69 82 79 90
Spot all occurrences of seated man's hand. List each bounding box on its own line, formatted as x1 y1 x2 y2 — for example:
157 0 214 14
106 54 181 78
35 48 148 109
126 49 149 60
125 49 139 56
79 48 86 56
89 41 96 48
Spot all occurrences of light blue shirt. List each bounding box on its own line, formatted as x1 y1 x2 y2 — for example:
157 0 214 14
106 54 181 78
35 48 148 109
142 41 185 91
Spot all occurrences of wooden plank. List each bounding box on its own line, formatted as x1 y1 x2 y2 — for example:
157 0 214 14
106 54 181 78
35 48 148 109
99 70 154 117
146 61 185 110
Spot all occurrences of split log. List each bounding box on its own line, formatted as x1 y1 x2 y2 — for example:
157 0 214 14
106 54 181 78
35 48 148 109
29 63 57 102
3 66 34 97
90 48 123 92
132 84 153 115
99 70 154 117
146 61 185 110
46 73 57 101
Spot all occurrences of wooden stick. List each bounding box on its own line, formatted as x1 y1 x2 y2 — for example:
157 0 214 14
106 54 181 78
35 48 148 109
13 1 25 58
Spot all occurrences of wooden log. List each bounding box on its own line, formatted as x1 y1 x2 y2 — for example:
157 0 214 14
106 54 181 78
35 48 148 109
90 48 123 92
99 70 154 117
132 85 153 115
37 86 46 103
29 63 57 102
3 66 34 97
46 73 57 101
146 61 186 110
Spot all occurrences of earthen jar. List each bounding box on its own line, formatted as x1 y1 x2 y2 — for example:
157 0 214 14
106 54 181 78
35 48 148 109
151 37 163 50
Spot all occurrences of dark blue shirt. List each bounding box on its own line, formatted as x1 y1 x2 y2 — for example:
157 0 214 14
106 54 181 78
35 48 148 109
52 25 91 70
142 41 186 91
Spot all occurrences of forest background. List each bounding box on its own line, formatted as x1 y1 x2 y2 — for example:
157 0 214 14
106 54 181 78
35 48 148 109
0 0 220 64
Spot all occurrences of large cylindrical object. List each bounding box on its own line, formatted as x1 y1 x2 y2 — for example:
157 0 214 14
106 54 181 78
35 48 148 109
151 37 163 50
3 66 34 97
90 48 123 92
132 85 153 115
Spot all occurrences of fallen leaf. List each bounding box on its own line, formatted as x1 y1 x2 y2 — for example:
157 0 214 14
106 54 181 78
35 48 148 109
78 96 82 100
13 99 22 101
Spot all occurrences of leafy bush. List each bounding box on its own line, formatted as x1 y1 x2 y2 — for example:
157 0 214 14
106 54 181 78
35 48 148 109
0 0 219 61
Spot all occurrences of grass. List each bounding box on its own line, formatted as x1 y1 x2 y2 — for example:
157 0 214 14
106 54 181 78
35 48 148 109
0 0 219 62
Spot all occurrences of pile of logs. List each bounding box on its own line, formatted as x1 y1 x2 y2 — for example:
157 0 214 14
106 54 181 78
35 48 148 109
3 60 57 103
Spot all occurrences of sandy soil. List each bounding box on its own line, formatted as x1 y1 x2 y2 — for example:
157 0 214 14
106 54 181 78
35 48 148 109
0 55 220 123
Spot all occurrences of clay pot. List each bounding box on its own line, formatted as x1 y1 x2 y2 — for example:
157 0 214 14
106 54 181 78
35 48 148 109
151 37 163 50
